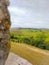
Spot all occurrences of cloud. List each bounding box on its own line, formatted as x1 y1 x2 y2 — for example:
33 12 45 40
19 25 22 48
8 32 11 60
8 7 27 15
9 0 49 29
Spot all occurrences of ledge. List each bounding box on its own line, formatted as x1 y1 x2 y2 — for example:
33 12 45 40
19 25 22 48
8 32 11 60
5 52 32 65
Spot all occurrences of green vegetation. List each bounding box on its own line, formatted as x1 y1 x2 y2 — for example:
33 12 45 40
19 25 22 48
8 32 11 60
11 42 49 65
10 28 49 50
10 28 49 65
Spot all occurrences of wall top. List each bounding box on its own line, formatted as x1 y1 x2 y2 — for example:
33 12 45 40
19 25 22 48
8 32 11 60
0 0 10 6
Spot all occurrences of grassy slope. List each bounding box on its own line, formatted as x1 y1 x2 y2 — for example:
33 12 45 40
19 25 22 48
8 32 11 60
10 42 49 65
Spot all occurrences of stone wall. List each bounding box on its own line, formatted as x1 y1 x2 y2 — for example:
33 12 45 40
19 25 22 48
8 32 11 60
0 0 11 65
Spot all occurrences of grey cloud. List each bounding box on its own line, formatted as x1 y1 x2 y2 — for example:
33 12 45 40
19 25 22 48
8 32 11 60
10 0 49 28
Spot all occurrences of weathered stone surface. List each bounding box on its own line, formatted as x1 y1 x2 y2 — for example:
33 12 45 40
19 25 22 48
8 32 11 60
0 0 11 65
5 52 32 65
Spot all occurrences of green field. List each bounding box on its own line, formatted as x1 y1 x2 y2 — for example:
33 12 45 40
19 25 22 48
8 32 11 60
10 28 49 65
11 42 49 65
10 28 49 50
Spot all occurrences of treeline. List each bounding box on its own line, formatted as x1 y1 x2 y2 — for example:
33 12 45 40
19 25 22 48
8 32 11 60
10 29 49 50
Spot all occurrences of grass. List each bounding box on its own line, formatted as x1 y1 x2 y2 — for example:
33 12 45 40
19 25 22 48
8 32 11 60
10 42 49 65
10 29 49 50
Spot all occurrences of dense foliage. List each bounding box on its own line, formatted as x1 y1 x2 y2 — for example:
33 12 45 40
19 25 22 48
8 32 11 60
10 29 49 50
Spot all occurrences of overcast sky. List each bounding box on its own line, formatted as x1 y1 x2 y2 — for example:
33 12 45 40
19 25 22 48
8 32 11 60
8 0 49 28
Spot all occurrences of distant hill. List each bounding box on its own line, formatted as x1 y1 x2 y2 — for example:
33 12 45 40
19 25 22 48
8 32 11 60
11 27 49 30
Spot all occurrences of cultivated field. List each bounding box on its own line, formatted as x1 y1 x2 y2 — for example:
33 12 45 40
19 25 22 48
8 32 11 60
10 28 49 65
11 42 49 65
10 28 49 50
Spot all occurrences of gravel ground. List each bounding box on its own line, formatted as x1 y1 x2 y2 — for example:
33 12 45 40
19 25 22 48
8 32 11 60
5 52 32 65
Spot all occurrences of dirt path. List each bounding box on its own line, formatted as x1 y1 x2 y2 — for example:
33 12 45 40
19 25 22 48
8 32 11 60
5 52 32 65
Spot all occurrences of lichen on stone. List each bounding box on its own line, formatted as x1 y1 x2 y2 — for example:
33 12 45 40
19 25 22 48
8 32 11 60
0 0 11 65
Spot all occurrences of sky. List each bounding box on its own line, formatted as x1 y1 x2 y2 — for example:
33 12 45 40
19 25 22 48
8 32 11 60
8 0 49 28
